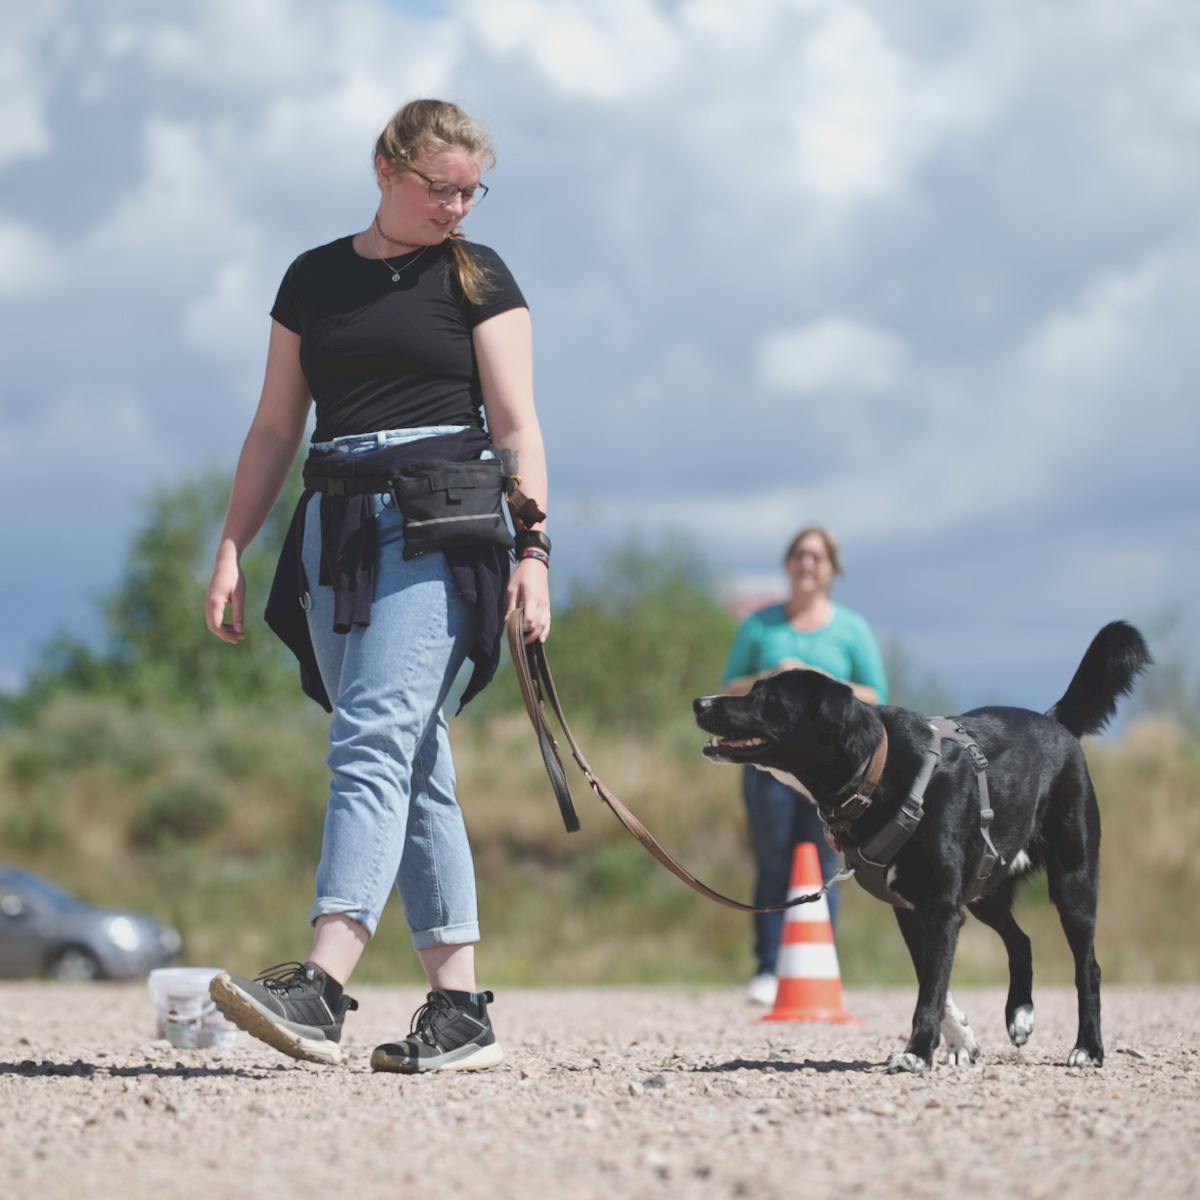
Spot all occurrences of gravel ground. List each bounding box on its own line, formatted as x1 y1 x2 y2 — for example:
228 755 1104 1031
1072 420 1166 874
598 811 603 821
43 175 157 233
1 981 1198 1199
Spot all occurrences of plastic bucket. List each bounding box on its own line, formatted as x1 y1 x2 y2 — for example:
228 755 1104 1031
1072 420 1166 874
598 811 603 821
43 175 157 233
148 967 242 1049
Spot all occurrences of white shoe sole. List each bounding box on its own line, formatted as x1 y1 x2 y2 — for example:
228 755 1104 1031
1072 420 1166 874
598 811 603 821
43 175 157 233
370 1040 504 1074
209 972 343 1066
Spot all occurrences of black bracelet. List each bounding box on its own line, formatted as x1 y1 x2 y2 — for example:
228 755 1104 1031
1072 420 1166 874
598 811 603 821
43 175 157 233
515 529 551 554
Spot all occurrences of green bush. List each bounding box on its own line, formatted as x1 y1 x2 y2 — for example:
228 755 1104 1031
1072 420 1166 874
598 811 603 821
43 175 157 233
3 803 61 852
207 730 270 781
582 841 655 898
131 780 229 846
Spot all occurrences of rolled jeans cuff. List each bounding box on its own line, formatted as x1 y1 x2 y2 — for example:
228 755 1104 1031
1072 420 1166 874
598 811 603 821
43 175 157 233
310 898 383 938
410 921 481 951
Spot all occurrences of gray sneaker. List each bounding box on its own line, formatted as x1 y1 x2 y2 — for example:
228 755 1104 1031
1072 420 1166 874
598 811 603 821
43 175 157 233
209 961 357 1065
370 989 503 1073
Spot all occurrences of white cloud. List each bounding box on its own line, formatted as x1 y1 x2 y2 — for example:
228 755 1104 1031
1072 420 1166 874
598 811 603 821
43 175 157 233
139 0 331 91
0 6 58 167
759 316 906 393
0 219 61 296
596 464 931 552
0 388 159 486
467 0 1004 219
1022 258 1163 381
137 0 459 177
86 118 256 271
130 0 454 91
772 3 1001 207
465 0 683 101
181 257 270 396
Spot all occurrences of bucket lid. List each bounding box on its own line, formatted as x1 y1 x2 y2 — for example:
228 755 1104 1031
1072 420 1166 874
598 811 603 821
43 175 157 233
148 966 223 998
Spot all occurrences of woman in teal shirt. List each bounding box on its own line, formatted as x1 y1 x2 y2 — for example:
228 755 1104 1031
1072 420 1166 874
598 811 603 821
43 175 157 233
721 525 887 1006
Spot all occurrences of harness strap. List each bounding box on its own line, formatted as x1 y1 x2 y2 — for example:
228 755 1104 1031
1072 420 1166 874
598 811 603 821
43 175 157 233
960 728 999 904
843 717 1001 905
507 608 835 914
854 721 946 868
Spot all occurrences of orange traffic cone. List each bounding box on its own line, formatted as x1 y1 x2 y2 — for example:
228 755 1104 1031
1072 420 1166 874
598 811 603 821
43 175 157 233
760 842 856 1023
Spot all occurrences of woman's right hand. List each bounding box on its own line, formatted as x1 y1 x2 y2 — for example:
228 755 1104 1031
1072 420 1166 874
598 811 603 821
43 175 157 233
205 546 246 644
202 321 311 647
774 657 808 672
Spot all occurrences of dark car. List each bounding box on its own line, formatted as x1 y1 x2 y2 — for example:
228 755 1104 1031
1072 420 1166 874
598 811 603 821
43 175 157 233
0 863 181 981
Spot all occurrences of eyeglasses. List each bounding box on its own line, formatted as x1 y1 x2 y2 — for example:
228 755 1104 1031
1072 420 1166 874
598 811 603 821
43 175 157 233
788 550 829 565
405 166 489 208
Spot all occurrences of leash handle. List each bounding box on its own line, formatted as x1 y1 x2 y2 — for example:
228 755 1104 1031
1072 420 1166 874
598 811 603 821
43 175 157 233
506 607 831 914
507 606 580 833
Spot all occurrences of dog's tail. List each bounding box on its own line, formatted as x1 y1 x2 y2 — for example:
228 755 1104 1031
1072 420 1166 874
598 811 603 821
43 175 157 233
1046 620 1152 739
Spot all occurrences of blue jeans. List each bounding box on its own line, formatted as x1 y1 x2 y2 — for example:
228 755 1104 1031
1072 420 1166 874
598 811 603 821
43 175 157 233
743 765 841 975
302 427 481 948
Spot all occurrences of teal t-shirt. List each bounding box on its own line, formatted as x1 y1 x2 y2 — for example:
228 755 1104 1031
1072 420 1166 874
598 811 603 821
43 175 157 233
720 603 889 702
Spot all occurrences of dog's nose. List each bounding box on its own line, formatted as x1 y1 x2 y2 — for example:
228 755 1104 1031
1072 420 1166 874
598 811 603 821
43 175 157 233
693 695 716 715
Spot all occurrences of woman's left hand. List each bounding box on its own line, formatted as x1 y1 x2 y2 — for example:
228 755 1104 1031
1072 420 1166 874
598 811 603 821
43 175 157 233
475 308 551 645
506 556 551 643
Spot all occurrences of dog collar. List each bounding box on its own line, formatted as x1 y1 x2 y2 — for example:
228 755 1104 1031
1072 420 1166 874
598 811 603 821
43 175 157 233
827 727 889 828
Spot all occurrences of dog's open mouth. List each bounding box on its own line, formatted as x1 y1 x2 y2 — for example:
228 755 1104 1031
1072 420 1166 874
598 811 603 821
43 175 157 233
703 734 772 761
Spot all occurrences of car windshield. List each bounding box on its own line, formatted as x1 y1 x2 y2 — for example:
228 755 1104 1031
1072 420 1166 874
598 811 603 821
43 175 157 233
2 870 89 911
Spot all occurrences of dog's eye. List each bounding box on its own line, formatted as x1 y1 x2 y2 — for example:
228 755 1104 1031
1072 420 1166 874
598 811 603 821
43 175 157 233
760 694 790 728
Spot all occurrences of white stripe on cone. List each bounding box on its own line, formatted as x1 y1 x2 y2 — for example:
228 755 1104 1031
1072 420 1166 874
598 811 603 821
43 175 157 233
776 942 842 981
784 891 831 922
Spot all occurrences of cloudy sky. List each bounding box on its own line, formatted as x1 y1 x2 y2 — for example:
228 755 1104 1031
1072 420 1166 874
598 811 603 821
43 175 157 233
2 0 1197 708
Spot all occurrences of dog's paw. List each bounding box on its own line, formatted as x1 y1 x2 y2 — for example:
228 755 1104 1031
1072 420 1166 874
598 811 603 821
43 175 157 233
941 992 980 1066
1067 1047 1102 1068
1008 1005 1035 1047
945 1042 979 1066
887 1052 930 1075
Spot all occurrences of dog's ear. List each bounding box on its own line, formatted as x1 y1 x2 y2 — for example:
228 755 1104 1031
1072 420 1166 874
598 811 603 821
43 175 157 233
815 678 857 733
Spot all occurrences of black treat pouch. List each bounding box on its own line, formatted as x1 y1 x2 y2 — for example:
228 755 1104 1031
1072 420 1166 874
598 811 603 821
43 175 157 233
391 458 516 560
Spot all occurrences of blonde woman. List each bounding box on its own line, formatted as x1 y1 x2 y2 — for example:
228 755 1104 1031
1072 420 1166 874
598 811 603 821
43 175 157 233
204 101 550 1072
721 526 887 1005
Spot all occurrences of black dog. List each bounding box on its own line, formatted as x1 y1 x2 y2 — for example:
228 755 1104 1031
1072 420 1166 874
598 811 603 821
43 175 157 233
693 621 1150 1073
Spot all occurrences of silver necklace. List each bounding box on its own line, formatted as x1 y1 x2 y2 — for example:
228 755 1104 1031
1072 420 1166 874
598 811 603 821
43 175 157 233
374 215 426 282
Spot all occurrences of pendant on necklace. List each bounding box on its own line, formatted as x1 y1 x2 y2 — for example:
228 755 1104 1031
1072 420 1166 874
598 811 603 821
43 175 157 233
391 273 401 282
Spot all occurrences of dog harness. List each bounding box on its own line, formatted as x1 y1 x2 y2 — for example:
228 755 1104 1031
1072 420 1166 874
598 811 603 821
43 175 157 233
840 718 1001 909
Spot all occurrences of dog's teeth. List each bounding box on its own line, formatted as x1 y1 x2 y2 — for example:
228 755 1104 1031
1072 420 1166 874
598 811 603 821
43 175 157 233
703 735 768 750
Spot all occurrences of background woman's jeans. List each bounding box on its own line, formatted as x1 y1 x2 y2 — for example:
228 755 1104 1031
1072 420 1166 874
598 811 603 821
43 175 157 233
301 431 480 949
742 765 841 976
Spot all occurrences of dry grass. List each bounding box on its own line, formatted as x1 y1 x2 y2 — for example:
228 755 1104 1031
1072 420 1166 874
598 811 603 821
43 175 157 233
1089 720 1200 981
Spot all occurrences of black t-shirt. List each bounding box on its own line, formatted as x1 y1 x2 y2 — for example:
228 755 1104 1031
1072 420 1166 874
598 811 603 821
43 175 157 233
270 236 527 442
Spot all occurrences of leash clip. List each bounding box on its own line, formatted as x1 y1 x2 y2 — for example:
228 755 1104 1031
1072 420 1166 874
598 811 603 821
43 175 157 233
827 864 856 890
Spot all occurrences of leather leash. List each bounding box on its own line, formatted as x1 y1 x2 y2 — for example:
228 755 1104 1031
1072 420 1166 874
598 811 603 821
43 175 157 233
505 607 833 913
506 607 581 834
